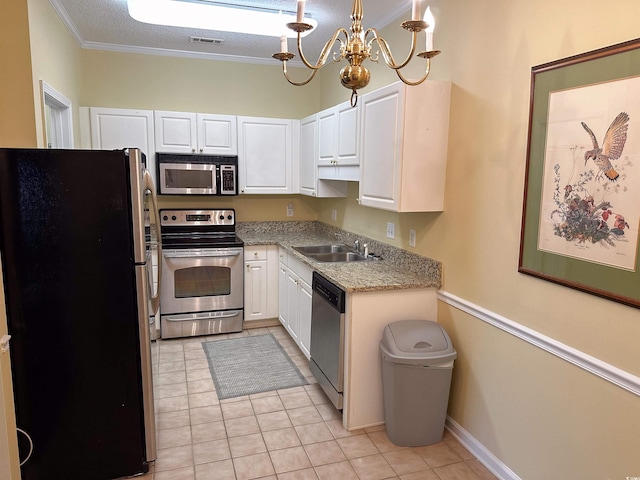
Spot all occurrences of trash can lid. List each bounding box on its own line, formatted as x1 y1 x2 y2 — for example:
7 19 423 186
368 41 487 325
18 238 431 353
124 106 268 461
380 319 456 365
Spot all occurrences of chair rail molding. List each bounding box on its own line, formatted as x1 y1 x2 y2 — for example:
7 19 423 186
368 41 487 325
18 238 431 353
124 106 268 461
437 290 640 397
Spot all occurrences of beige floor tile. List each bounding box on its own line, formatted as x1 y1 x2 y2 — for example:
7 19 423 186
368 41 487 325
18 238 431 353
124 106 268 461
257 410 293 432
294 422 334 444
368 429 406 453
277 468 319 479
194 459 235 480
159 342 185 354
158 425 192 449
269 445 312 474
157 409 191 430
228 432 267 458
287 405 323 426
325 418 364 438
156 395 189 414
398 470 440 480
314 460 359 480
232 452 275 480
280 391 314 409
159 361 186 373
192 438 231 465
465 459 498 480
251 395 285 414
349 453 396 480
249 389 279 399
190 405 223 425
189 391 220 409
191 420 227 443
303 440 347 466
156 371 187 386
315 404 342 422
187 368 214 382
224 415 261 437
154 466 195 480
337 434 379 459
187 358 210 370
384 449 430 476
156 382 188 399
220 399 254 419
445 438 476 461
413 443 462 469
159 351 185 363
155 444 194 472
184 348 206 360
434 461 483 480
188 377 215 394
262 427 301 451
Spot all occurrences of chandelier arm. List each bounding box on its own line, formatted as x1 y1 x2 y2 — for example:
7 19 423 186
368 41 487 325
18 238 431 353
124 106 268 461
281 61 319 86
296 28 350 70
393 58 433 86
365 28 419 70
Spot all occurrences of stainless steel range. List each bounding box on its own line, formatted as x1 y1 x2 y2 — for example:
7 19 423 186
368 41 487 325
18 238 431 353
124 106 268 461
159 209 244 339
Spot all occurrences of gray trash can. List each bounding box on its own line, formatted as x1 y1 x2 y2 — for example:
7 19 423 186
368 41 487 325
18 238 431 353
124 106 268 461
380 319 457 446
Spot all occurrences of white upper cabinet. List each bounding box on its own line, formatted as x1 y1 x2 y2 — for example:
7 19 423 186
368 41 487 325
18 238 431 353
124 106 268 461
237 116 295 194
154 110 237 155
83 107 157 182
317 101 360 182
359 80 451 212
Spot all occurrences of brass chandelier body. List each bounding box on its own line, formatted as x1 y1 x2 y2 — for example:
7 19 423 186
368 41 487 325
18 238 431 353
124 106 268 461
272 0 440 106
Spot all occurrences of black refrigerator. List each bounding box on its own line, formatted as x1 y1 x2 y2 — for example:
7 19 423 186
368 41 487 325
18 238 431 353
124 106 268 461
0 148 160 480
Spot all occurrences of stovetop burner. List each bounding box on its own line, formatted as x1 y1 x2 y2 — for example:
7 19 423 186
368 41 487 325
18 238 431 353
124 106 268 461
160 209 243 248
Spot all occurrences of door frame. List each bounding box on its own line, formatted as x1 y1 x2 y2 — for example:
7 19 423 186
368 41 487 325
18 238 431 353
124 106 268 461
40 80 73 148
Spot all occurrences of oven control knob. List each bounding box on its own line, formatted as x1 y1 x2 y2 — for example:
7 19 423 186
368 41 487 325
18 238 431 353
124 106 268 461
227 215 233 220
172 215 177 221
219 215 225 220
162 215 168 221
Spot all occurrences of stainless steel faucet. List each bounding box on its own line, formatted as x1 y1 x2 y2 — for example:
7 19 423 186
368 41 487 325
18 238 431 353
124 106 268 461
353 239 360 253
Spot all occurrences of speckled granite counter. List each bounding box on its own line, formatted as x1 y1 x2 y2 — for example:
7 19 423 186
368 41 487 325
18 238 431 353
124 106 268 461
237 221 441 293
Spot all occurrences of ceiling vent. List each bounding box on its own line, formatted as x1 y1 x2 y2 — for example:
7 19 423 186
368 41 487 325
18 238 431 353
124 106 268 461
189 36 224 45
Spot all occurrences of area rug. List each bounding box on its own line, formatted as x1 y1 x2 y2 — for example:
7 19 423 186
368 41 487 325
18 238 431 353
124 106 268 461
202 334 308 399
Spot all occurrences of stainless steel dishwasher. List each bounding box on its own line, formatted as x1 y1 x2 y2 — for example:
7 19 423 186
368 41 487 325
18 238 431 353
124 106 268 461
309 272 346 410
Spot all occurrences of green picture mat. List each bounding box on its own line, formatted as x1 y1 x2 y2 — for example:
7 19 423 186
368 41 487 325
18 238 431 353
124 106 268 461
519 38 640 307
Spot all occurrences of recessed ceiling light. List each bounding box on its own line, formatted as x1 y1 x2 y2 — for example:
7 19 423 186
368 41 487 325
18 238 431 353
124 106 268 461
127 0 318 38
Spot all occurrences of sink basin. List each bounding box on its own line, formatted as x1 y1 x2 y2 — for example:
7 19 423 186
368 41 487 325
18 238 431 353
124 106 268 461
293 244 352 255
309 251 369 262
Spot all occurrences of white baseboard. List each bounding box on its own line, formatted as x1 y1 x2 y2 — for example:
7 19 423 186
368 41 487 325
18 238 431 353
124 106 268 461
446 416 521 480
438 291 640 397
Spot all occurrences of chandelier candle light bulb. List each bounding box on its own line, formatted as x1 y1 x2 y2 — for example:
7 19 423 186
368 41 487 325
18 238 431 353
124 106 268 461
412 0 422 21
296 0 305 22
425 6 434 51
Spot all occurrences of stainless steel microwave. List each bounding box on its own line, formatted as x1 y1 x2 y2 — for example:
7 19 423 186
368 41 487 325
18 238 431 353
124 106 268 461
156 153 238 195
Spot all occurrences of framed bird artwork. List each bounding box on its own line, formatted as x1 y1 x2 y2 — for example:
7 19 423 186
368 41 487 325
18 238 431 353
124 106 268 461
519 37 640 309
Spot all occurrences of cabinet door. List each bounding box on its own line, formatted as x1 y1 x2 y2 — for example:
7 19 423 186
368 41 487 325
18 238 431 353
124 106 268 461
154 111 197 153
238 117 294 194
336 101 359 165
298 281 312 359
88 107 156 181
197 114 237 155
299 114 317 197
359 83 405 211
285 270 300 341
317 107 336 167
278 263 289 329
244 260 268 321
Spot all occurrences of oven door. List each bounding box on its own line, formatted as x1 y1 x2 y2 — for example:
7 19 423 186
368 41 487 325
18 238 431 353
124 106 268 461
160 247 243 314
158 162 216 195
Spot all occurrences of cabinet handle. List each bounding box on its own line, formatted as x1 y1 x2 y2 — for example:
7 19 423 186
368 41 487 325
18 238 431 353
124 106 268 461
191 148 196 153
199 148 203 153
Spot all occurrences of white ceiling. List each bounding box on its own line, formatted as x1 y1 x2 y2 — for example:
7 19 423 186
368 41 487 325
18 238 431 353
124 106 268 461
49 0 412 65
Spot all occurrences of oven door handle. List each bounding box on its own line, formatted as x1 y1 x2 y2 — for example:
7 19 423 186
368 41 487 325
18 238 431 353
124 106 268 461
164 311 242 322
163 251 242 259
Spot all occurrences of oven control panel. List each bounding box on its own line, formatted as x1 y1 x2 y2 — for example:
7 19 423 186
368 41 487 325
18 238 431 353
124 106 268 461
160 209 235 227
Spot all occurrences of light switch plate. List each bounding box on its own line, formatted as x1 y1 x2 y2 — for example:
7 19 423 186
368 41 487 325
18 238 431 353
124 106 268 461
409 229 416 247
331 209 337 221
386 222 395 239
287 202 294 217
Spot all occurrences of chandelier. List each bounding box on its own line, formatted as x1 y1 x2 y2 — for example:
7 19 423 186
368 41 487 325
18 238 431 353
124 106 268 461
272 0 440 107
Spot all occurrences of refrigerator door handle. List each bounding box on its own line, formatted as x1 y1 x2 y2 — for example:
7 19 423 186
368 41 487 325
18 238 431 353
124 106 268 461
144 169 162 316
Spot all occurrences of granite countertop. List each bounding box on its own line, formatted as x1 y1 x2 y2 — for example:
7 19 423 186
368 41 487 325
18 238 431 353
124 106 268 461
237 221 442 293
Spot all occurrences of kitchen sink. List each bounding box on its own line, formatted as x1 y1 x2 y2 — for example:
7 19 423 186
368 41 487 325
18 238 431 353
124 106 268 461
293 244 371 262
293 244 352 254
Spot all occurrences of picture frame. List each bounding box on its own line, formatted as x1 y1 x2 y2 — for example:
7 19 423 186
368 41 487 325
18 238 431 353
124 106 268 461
519 38 640 309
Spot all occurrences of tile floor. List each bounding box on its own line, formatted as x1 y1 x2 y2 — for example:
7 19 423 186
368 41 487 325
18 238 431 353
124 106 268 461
140 325 497 480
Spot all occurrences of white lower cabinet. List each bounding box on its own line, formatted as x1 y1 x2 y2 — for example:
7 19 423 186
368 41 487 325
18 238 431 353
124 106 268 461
244 246 279 324
278 248 312 358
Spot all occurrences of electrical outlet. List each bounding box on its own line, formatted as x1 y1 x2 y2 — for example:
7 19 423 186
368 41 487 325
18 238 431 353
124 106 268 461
409 229 416 247
331 209 337 221
386 222 395 239
286 202 294 217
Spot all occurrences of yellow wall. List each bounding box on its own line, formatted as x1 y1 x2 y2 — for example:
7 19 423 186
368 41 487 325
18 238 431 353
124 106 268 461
2 0 640 478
